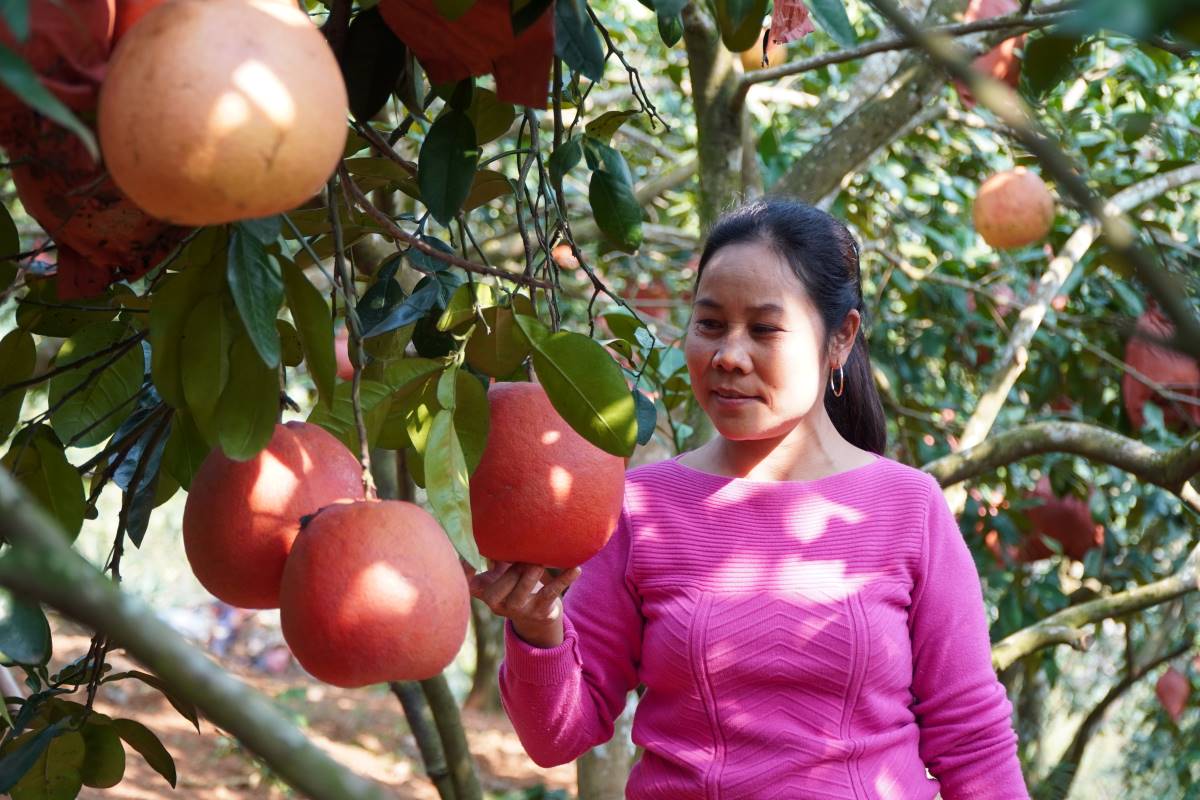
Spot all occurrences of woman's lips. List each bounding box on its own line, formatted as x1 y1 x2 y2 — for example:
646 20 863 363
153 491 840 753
711 390 760 408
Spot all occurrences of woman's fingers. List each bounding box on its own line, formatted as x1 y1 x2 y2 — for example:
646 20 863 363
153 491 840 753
532 566 582 617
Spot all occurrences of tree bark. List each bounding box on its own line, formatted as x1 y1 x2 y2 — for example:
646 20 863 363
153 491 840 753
463 598 503 712
577 694 638 800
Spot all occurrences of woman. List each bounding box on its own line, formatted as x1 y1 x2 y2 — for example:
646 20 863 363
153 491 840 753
469 198 1029 799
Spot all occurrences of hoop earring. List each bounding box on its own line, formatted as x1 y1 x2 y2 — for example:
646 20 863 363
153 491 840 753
830 365 845 398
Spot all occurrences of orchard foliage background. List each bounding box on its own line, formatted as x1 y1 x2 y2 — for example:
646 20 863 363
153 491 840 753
0 0 1199 797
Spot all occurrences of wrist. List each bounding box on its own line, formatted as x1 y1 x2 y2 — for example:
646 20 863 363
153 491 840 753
512 619 564 649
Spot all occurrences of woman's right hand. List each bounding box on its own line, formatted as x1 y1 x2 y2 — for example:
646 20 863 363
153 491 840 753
464 560 583 649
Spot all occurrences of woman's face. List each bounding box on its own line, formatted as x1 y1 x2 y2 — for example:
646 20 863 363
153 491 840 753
684 240 831 442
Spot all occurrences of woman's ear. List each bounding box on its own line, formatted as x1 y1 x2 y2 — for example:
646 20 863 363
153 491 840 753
829 309 861 366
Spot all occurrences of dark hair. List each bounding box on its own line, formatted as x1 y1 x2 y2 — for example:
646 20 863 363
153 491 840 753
695 198 887 455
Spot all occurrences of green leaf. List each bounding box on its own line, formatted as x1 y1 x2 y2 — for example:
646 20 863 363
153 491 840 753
1 425 86 540
425 410 482 569
464 305 532 377
343 156 421 198
463 170 512 213
807 0 857 48
212 335 279 461
280 258 336 410
715 0 769 50
0 196 18 258
340 6 410 120
406 236 457 273
555 0 605 81
418 110 481 226
305 379 393 454
585 110 638 143
111 719 176 788
239 215 281 245
437 282 495 331
227 224 283 369
1019 33 1088 101
378 357 443 392
161 411 208 490
364 278 441 337
453 370 489 473
0 0 30 42
0 593 51 666
46 322 145 448
0 44 97 159
514 315 637 456
1119 111 1154 144
0 329 36 441
581 136 633 184
657 10 683 46
633 388 656 446
149 269 208 409
179 295 233 440
10 727 85 800
0 721 68 794
589 170 643 253
465 88 516 145
548 137 583 185
79 721 125 789
101 671 198 733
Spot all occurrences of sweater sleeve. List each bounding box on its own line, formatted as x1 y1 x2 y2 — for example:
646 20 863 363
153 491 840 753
498 507 643 768
908 477 1029 800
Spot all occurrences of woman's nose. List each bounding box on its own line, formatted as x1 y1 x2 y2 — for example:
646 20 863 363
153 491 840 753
711 337 751 372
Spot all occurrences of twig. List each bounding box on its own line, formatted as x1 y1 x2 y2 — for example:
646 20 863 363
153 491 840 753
586 5 670 131
337 167 553 289
0 331 148 398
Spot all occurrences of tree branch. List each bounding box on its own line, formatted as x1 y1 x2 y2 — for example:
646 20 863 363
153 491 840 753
991 539 1200 671
867 0 1200 361
924 421 1200 511
0 467 394 800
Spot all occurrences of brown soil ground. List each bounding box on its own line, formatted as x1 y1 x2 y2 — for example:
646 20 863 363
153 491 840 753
34 621 577 800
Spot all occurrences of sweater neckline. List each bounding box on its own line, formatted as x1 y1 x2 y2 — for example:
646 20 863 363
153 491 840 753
664 453 885 490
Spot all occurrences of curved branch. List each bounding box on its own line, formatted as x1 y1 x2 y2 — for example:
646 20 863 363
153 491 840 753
991 540 1200 671
0 467 394 800
924 421 1200 507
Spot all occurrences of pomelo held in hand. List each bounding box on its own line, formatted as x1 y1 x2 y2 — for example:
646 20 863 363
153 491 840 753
972 168 1055 249
279 500 471 686
183 422 364 609
98 0 348 225
469 382 626 568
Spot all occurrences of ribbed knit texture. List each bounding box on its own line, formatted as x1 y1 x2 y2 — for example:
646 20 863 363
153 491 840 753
499 456 1029 800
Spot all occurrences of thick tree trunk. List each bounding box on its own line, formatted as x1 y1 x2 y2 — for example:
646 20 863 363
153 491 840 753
576 695 638 800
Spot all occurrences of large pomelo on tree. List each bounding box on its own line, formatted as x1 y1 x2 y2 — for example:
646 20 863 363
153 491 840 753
469 381 625 568
954 0 1025 108
1155 666 1190 721
1022 476 1103 562
97 0 349 225
183 421 365 609
972 168 1055 250
278 500 471 686
1121 306 1200 430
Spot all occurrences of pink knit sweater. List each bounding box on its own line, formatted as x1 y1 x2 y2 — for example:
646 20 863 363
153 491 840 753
499 455 1029 799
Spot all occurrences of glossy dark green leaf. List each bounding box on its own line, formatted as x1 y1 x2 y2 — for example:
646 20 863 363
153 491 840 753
0 329 36 441
437 282 495 331
16 279 119 338
212 335 279 461
418 110 480 226
227 224 283 369
1119 111 1154 144
161 411 208 490
276 319 303 367
79 721 125 789
633 387 657 446
589 170 643 253
406 236 457 273
239 215 281 245
548 137 583 185
715 0 769 51
46 322 145 448
808 0 856 47
555 0 605 81
425 409 482 569
0 44 96 158
280 259 336 410
101 671 199 733
364 278 441 337
111 719 176 788
1019 34 1088 101
581 136 634 184
657 10 683 45
2 425 85 540
149 268 209 409
0 0 29 41
514 315 637 456
0 593 51 666
340 6 410 120
305 379 393 454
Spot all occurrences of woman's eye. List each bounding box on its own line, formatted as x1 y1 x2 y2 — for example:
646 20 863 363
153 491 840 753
695 319 721 330
752 325 779 335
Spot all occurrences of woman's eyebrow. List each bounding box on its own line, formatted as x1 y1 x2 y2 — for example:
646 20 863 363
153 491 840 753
694 298 784 314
